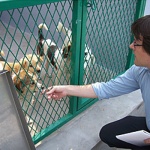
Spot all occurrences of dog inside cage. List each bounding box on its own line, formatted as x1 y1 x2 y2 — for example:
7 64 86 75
0 2 74 139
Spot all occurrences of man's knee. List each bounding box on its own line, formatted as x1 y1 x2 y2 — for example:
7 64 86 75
99 124 111 142
99 116 131 141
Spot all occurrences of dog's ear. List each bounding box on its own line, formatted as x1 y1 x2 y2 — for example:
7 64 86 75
50 45 58 52
39 56 44 62
68 45 71 52
62 45 71 58
20 58 29 69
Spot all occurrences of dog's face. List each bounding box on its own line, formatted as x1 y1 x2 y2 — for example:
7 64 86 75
62 44 95 70
37 40 58 70
12 70 44 94
20 54 42 74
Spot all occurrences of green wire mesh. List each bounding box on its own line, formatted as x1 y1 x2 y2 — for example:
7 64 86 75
0 0 139 143
85 0 137 84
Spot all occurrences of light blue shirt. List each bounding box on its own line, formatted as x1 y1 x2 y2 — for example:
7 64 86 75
92 65 150 130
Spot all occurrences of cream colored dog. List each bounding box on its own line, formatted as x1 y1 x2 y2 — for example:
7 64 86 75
0 53 43 77
12 69 44 124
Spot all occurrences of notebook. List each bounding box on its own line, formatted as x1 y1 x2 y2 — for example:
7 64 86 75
116 130 150 146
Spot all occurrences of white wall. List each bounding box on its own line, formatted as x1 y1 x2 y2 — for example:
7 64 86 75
144 0 150 15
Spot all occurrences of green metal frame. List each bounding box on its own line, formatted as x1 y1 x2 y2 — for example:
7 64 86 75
0 0 64 11
69 0 83 114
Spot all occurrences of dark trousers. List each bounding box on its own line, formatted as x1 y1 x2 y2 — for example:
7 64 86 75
100 116 150 150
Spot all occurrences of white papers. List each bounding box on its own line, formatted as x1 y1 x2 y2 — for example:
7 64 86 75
116 130 150 146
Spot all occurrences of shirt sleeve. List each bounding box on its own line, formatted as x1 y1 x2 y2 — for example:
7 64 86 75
92 65 140 100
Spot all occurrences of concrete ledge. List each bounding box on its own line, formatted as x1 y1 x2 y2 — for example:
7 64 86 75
37 90 143 150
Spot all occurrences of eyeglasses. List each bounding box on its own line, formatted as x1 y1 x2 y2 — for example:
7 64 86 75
133 40 143 47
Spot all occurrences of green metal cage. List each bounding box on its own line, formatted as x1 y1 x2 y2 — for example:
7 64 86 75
0 0 146 144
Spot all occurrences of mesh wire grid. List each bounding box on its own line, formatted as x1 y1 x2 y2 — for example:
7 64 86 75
85 0 137 84
0 0 140 143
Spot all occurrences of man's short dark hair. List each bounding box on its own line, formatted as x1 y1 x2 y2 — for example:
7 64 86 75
131 15 150 55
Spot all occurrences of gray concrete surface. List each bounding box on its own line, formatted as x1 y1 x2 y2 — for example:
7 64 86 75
36 90 143 150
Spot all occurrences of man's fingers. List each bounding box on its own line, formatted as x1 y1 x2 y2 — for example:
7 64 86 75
48 86 53 91
48 94 62 101
45 86 54 94
144 138 150 144
41 86 62 100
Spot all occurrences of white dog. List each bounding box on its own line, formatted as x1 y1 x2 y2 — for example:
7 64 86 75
37 23 69 84
56 22 95 84
37 23 58 71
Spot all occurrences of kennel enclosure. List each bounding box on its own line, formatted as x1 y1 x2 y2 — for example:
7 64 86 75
0 0 146 144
